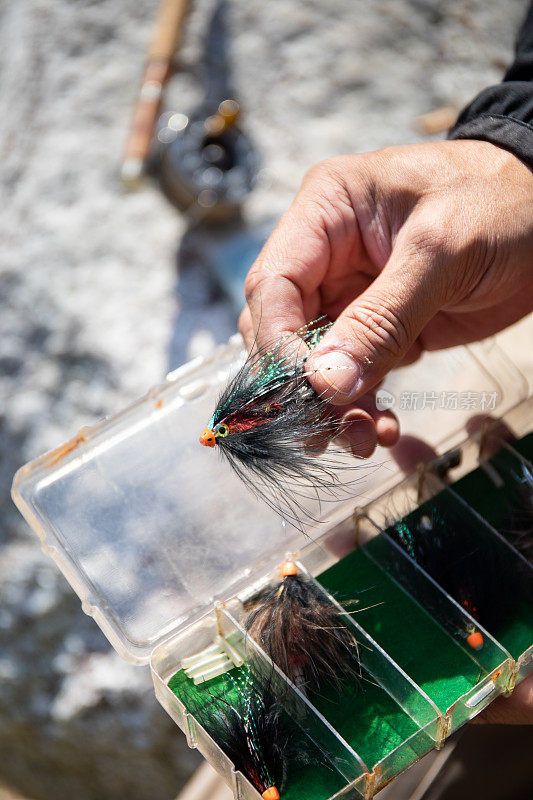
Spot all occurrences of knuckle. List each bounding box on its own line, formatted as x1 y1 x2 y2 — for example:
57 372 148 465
244 266 264 302
408 219 451 255
302 157 345 188
406 201 461 257
348 297 411 361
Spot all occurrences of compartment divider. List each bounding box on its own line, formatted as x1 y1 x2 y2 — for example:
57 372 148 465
443 477 533 572
441 481 533 681
216 605 370 787
497 439 533 472
296 563 441 730
331 510 514 736
361 513 512 675
224 574 442 798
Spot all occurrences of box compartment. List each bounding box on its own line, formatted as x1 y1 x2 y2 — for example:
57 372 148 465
10 336 533 799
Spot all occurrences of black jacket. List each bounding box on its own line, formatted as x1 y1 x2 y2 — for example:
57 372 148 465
449 2 533 169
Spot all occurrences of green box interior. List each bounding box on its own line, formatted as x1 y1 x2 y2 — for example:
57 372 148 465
169 609 434 798
167 434 533 800
318 544 483 711
388 486 533 661
452 434 533 544
308 668 425 768
168 668 349 800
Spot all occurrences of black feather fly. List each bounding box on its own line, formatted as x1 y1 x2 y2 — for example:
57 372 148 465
181 665 311 800
244 561 361 691
503 462 533 563
199 319 363 525
388 507 531 650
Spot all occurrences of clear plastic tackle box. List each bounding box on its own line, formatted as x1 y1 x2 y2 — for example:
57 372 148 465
11 324 533 800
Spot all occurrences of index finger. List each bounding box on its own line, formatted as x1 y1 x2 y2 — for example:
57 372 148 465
243 170 344 347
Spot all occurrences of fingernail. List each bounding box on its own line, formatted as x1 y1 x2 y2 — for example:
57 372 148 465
310 350 361 399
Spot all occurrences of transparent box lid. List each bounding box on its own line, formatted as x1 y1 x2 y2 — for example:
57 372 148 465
11 334 528 664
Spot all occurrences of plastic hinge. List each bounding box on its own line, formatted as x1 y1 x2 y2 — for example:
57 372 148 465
436 713 451 750
364 768 378 800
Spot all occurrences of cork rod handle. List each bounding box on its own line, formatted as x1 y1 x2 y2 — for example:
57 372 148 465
148 0 190 61
121 0 191 186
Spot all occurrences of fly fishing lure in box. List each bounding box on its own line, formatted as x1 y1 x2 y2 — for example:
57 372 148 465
11 312 533 800
178 663 319 800
244 560 361 692
388 505 533 649
503 462 533 563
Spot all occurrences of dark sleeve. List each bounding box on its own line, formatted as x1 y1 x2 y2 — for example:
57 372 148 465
448 3 533 169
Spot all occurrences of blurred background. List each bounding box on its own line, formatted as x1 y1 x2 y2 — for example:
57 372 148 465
0 1 529 798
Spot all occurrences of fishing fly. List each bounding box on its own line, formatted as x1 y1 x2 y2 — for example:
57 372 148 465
244 561 361 692
388 508 530 650
503 462 533 563
199 319 365 526
181 664 311 800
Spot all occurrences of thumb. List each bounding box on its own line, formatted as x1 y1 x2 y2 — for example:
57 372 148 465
307 245 447 404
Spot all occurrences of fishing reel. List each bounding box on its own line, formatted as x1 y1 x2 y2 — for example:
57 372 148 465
151 99 258 222
120 0 259 223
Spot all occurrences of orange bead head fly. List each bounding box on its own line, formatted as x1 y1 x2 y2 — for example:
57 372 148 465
199 428 216 447
199 422 230 447
197 318 367 529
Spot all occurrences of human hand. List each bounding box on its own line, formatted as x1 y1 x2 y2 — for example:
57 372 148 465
240 140 533 454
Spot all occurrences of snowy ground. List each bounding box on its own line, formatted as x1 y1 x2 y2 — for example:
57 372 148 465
0 1 527 798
